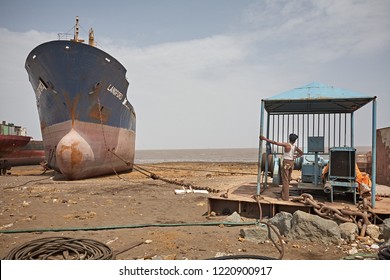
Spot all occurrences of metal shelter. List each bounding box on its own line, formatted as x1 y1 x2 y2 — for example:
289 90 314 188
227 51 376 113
257 82 378 206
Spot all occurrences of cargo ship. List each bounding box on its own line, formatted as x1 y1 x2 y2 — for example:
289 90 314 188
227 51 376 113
25 17 136 180
3 140 45 166
0 122 31 158
0 122 32 174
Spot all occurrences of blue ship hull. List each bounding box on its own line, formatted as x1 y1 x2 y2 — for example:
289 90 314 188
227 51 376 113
25 40 136 179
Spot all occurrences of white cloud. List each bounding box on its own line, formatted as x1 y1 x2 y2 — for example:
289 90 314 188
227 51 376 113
240 0 390 62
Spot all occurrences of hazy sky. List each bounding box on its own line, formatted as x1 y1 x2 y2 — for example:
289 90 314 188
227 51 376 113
0 0 389 150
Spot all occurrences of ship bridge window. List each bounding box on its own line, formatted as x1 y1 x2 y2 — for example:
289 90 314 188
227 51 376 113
105 58 111 63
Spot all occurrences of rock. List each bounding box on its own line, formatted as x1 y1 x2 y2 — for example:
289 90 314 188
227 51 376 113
215 252 232 258
268 211 292 236
150 254 176 260
240 224 280 243
225 211 242 223
22 201 31 207
162 254 177 260
366 225 380 240
339 222 358 242
105 237 118 245
0 223 13 230
348 247 358 255
383 239 390 247
287 210 341 244
379 218 390 241
371 244 379 249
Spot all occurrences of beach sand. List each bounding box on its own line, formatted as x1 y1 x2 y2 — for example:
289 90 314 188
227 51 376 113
0 162 385 260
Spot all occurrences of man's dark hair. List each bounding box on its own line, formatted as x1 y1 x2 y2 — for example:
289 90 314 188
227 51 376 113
289 133 298 143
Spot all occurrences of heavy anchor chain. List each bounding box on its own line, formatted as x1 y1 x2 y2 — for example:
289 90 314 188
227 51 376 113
103 144 221 193
291 193 373 237
133 164 220 194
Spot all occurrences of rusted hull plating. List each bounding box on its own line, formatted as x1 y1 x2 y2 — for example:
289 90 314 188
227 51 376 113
2 140 45 166
0 135 31 158
43 120 135 180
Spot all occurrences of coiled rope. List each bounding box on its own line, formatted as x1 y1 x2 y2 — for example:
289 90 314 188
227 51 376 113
3 237 114 260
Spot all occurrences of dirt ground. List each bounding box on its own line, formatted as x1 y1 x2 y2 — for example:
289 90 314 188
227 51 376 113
0 162 382 260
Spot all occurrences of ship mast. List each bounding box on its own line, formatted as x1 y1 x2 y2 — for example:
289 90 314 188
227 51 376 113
88 28 96 46
71 16 84 43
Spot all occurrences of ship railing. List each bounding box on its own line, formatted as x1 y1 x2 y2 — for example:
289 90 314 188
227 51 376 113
57 33 73 41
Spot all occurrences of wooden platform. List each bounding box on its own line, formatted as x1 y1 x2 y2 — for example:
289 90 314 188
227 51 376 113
208 182 390 219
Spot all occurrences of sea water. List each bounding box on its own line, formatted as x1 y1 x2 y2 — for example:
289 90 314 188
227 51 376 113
134 148 259 164
134 146 371 164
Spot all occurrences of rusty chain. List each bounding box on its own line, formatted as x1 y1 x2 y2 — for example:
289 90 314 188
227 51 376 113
291 193 375 237
133 164 220 193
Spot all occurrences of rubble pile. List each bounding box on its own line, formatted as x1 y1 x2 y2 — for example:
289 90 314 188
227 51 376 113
236 211 390 260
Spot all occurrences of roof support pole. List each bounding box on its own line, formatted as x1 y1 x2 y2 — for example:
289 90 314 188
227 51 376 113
371 98 377 208
265 112 270 185
257 100 265 195
351 112 354 148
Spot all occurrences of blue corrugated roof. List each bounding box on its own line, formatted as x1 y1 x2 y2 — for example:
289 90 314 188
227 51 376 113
263 82 375 114
266 82 373 100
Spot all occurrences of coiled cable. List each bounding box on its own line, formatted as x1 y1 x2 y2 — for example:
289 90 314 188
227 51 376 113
3 237 114 260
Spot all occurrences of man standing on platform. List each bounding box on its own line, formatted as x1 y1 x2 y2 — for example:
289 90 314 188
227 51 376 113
259 133 303 201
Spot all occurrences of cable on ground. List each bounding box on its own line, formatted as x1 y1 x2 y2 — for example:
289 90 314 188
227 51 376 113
3 237 114 260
